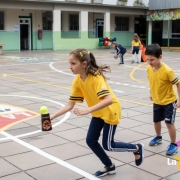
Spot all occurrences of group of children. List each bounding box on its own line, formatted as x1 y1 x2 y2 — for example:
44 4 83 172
112 33 146 64
50 44 180 177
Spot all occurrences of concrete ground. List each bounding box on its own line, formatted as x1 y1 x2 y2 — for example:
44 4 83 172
0 48 180 180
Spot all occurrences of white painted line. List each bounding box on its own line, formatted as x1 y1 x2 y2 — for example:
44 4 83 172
108 81 148 89
49 63 149 90
122 83 129 86
1 131 100 180
114 90 124 93
0 61 68 67
0 94 100 179
0 95 70 141
49 62 75 77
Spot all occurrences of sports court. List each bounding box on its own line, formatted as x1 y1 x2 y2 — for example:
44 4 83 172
0 48 180 180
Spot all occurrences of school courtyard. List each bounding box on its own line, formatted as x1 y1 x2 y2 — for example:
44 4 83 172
0 48 180 180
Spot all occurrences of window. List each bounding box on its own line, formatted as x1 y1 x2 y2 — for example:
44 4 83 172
0 11 4 30
172 20 180 38
42 12 52 30
69 14 79 30
115 17 129 31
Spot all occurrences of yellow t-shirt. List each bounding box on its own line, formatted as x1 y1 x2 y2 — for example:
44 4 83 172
69 74 121 125
132 40 141 47
147 63 179 105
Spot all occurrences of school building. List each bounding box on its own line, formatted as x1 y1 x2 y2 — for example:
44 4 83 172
148 0 180 47
0 0 151 51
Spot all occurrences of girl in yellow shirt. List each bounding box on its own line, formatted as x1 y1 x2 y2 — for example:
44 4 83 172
50 48 144 177
132 33 141 63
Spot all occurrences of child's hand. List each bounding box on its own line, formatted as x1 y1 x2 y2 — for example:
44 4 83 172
73 108 90 116
150 95 152 101
174 101 180 108
50 115 54 121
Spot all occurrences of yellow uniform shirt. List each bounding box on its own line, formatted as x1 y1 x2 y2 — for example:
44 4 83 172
69 74 121 125
132 40 141 47
147 63 179 105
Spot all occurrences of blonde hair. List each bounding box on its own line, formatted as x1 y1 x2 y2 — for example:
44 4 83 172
132 33 140 42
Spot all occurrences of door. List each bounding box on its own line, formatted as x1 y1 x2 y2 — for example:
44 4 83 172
19 18 31 50
96 19 104 38
134 17 147 45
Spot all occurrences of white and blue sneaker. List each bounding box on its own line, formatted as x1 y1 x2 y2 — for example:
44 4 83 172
166 144 178 155
149 136 162 146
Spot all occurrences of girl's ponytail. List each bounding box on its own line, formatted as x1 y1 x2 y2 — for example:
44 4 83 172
70 48 110 79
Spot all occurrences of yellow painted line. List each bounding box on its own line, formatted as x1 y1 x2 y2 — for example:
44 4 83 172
3 73 180 114
119 98 180 113
9 70 55 75
119 98 153 107
129 62 148 84
5 74 71 90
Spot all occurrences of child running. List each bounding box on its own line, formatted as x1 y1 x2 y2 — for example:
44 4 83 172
50 48 144 177
145 44 180 155
112 42 127 64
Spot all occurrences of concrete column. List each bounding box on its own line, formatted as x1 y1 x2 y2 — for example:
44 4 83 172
104 12 110 37
80 11 88 38
148 21 152 45
53 10 61 50
53 10 61 32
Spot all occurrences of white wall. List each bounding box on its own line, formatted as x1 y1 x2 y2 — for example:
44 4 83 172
3 9 43 31
88 12 104 32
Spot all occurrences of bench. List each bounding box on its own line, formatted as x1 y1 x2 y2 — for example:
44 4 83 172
0 43 5 55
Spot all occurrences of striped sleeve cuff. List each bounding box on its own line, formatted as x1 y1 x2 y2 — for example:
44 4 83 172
171 77 180 85
97 90 110 98
69 96 84 103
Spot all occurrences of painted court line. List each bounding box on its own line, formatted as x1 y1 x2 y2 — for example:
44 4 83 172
1 131 100 180
0 95 100 180
114 90 124 93
108 81 148 89
0 61 68 67
0 95 71 140
49 62 149 89
49 62 75 77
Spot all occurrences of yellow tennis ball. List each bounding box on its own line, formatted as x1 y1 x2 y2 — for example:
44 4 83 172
40 106 48 114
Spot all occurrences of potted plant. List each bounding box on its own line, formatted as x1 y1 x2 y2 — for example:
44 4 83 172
118 0 128 6
133 0 145 7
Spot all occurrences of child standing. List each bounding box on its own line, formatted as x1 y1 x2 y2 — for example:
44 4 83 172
132 33 141 63
145 44 180 155
139 41 146 62
50 48 144 177
112 42 127 64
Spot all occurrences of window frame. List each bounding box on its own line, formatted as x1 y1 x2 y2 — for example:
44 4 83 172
171 19 180 38
115 16 129 31
42 11 53 31
69 14 79 31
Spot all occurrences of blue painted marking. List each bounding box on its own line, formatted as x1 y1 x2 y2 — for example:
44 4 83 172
4 57 55 62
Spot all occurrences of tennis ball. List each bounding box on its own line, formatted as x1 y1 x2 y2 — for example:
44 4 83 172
40 106 48 114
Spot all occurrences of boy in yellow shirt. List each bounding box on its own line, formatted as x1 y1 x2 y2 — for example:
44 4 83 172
145 44 180 155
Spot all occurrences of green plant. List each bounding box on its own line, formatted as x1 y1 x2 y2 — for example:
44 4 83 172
118 0 128 2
